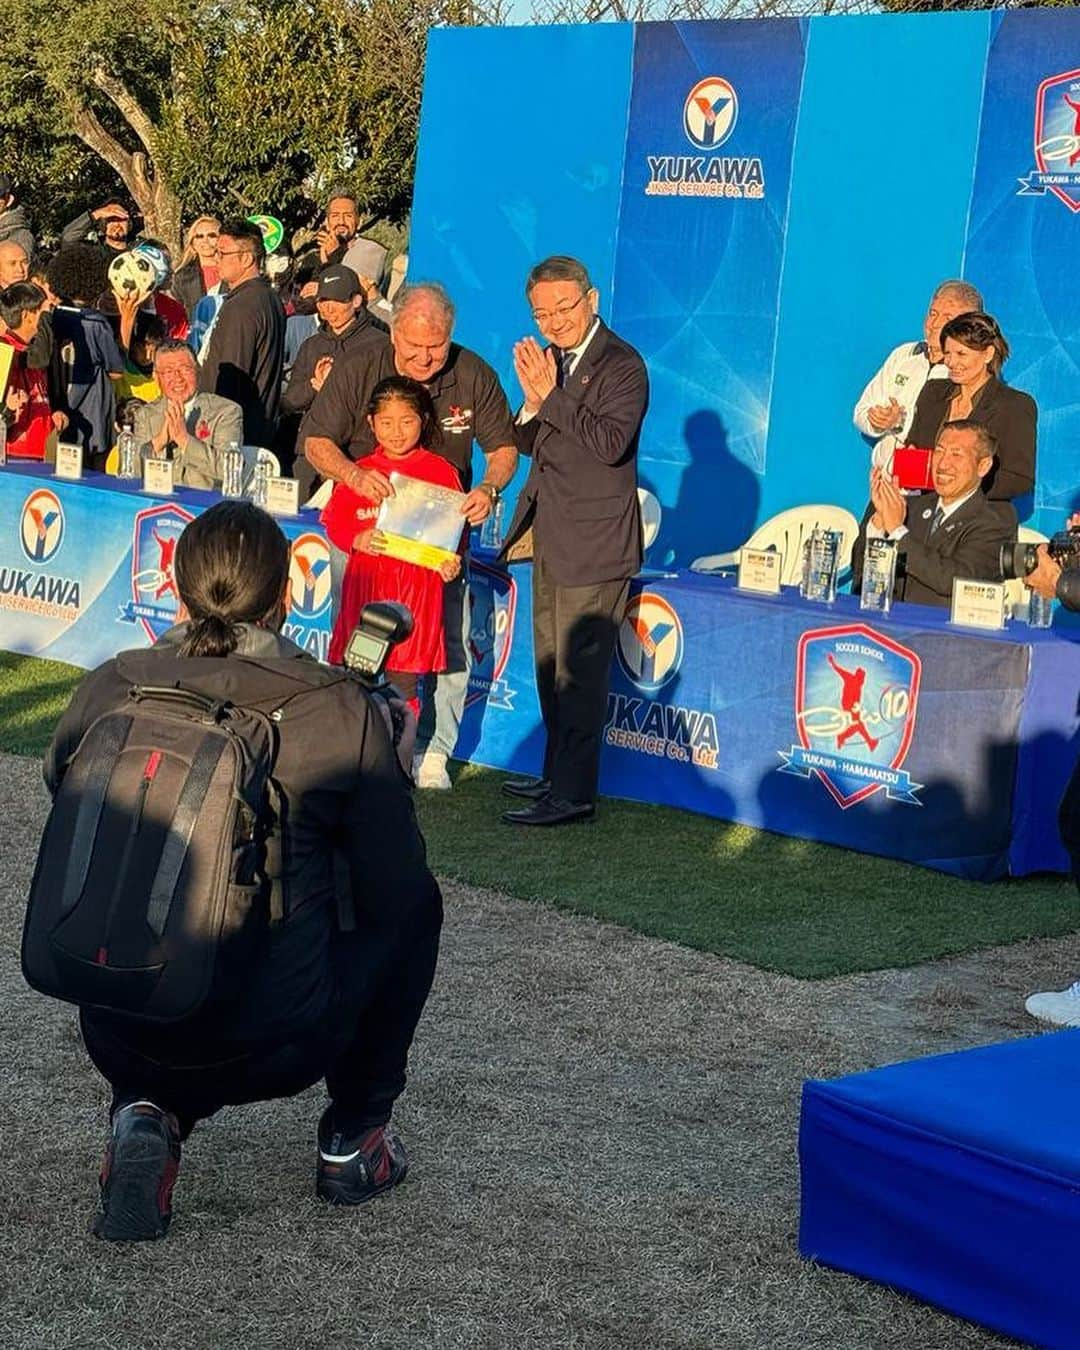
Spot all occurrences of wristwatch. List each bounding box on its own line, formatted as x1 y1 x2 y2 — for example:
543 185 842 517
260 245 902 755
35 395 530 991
478 481 500 503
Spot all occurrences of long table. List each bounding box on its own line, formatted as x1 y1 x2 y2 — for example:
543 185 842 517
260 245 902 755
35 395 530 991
3 464 1078 880
460 555 1080 881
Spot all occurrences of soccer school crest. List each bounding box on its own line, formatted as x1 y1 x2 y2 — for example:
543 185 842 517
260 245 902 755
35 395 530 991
465 559 517 709
1018 68 1080 212
778 624 922 809
20 489 64 564
120 502 194 642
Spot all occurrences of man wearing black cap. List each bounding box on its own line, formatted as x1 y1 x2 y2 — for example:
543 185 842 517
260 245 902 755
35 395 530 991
0 176 34 258
282 266 387 422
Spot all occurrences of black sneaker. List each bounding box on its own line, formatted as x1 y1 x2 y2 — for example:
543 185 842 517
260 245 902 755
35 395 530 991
92 1101 181 1241
316 1109 408 1206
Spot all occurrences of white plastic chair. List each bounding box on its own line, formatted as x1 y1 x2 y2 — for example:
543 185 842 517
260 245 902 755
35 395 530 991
691 504 861 586
638 487 661 551
1004 525 1049 616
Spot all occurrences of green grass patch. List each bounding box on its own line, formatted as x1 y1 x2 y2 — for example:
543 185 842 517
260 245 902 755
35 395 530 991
2 649 1076 978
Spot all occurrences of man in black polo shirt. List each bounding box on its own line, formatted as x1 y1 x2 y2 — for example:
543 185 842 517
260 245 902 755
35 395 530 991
304 282 518 790
199 218 286 447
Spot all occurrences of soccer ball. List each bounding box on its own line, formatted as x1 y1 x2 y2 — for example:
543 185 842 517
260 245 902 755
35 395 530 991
108 250 158 301
132 242 170 288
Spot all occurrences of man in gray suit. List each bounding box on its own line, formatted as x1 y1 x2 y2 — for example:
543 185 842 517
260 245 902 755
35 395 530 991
132 339 243 489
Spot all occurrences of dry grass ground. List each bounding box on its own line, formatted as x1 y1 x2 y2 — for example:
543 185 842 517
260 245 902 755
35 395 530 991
2 750 1070 1349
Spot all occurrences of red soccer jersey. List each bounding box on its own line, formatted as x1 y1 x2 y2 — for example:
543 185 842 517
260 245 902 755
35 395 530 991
1 333 53 460
322 445 464 672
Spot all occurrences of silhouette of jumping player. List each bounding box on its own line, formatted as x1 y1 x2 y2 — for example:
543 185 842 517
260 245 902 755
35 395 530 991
826 652 879 752
1064 93 1080 166
151 527 178 601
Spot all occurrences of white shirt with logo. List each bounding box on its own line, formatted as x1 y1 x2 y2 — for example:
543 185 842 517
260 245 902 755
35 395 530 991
853 341 949 470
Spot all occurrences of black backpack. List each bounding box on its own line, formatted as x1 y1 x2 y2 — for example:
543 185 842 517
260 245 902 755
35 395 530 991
22 684 281 1024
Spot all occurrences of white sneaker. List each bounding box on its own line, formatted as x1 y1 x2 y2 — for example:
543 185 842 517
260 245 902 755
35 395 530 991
1024 980 1080 1027
413 751 451 790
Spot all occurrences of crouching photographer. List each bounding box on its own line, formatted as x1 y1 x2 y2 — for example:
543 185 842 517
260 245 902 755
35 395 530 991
23 501 442 1240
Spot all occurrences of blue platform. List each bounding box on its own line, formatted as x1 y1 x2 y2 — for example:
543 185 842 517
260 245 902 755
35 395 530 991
799 1031 1080 1348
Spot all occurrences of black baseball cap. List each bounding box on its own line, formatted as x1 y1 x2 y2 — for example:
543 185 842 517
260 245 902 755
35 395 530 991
316 265 361 302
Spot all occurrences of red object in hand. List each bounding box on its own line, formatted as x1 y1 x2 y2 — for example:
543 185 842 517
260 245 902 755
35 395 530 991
893 446 935 492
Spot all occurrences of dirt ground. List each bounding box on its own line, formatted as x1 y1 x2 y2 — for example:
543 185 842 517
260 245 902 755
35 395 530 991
1 750 1069 1350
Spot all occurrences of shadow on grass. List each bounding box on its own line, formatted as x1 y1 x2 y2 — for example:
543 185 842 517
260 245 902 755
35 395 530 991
415 762 1078 981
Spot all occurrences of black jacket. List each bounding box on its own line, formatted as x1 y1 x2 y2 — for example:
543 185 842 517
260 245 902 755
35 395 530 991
853 490 1017 608
502 320 649 585
44 623 442 1045
906 375 1037 502
280 313 386 417
171 257 208 318
199 274 286 447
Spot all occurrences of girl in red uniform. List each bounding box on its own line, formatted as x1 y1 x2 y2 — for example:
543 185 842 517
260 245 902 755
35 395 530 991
322 376 463 712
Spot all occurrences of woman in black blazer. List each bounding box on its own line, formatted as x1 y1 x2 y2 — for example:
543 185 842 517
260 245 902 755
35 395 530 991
905 311 1036 501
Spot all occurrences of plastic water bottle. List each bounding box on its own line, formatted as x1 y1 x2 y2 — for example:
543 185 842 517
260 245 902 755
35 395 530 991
251 458 270 508
117 423 138 479
1028 591 1054 629
222 442 245 498
0 415 7 466
480 498 504 552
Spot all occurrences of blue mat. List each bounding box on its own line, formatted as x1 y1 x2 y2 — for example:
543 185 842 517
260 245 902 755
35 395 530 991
799 1031 1080 1349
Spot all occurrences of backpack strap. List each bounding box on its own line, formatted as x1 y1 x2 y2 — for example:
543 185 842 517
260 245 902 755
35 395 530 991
145 733 227 938
57 713 133 917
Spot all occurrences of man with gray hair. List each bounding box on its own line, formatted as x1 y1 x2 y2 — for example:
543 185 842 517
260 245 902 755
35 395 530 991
303 281 518 789
854 279 984 472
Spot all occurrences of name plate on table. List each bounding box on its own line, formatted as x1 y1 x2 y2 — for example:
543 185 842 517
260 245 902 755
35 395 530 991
737 547 781 595
143 457 174 495
950 578 1008 631
265 476 300 516
375 471 466 570
55 443 83 480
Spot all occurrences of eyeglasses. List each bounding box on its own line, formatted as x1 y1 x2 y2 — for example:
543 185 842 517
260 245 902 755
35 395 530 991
531 292 589 325
217 248 251 258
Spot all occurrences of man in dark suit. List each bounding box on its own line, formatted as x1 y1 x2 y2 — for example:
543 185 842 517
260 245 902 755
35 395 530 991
853 419 1016 608
499 255 648 826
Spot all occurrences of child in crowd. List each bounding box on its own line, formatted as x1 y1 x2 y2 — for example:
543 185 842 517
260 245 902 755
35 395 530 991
46 244 128 470
322 376 463 714
115 312 168 404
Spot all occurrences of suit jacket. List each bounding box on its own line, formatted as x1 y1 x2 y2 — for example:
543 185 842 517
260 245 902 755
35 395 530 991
905 375 1037 502
132 391 243 489
501 320 648 586
853 489 1017 608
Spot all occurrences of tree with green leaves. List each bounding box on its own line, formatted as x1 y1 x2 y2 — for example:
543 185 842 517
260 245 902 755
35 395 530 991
0 0 470 255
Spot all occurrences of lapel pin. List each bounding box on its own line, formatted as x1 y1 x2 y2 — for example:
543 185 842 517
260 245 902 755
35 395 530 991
580 374 591 386
922 508 932 519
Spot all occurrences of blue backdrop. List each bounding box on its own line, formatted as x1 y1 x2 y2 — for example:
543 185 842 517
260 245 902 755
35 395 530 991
411 9 1080 552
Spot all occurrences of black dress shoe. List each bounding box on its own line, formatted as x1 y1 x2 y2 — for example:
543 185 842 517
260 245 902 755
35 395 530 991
501 794 595 827
501 777 552 801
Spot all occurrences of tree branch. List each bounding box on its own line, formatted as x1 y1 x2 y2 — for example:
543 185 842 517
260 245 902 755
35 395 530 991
67 98 136 189
89 64 159 159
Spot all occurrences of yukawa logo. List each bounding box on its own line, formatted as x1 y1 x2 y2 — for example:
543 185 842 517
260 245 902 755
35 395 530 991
607 593 718 770
645 75 764 200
